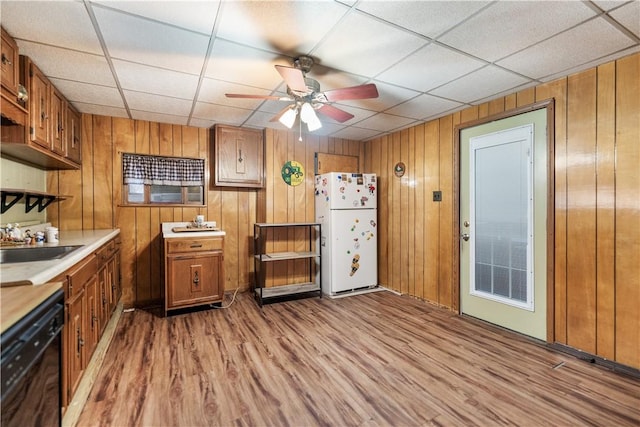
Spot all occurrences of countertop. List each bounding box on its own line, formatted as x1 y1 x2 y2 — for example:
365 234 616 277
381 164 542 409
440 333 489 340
162 221 225 239
0 228 120 286
0 282 63 334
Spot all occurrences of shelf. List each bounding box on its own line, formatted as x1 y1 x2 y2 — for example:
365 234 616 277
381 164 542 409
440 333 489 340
255 283 320 299
256 251 319 261
1 188 71 214
253 222 321 306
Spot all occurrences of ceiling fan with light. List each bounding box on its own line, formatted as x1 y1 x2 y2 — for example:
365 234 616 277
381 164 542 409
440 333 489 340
225 56 378 132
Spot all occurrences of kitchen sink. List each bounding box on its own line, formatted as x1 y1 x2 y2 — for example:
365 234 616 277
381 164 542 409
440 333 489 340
0 245 83 264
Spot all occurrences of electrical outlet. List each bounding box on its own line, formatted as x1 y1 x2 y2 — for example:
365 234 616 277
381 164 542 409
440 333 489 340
433 191 442 202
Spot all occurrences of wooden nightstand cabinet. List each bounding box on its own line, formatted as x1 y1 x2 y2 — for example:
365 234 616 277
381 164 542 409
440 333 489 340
164 236 225 315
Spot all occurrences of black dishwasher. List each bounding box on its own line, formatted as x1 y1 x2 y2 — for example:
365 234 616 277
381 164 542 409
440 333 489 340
1 289 64 427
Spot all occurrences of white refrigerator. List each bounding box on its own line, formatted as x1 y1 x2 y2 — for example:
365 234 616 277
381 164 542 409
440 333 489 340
315 172 378 295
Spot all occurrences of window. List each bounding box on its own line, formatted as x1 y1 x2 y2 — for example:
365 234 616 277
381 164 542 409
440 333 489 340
122 153 205 206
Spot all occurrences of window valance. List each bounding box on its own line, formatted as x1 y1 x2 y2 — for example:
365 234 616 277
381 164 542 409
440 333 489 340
122 153 204 186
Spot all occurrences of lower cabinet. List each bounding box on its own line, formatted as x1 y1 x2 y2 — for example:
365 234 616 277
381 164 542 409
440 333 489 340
66 286 85 403
61 236 120 408
164 236 224 315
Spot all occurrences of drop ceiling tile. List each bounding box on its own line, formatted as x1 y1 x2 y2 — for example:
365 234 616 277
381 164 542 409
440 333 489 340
385 94 463 120
192 102 253 125
591 1 630 12
609 1 640 38
243 110 280 130
354 113 416 132
376 43 486 92
130 110 187 126
430 65 530 104
308 122 345 137
438 1 597 62
112 60 199 99
124 91 193 116
313 11 428 77
204 40 284 90
49 78 124 108
93 1 220 34
189 117 216 129
330 126 384 141
216 1 348 54
198 78 282 108
356 0 490 39
16 41 116 88
497 18 637 79
71 102 128 119
320 105 378 125
1 1 103 55
257 99 296 116
93 4 209 75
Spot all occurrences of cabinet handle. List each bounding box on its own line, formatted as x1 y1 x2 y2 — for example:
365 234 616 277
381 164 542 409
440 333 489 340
238 149 243 163
193 271 199 287
190 244 202 248
77 328 83 355
1 53 11 65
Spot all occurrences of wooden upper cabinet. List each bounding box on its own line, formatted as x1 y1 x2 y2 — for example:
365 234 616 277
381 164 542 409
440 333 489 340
212 124 264 188
1 27 19 98
51 86 66 156
28 60 50 149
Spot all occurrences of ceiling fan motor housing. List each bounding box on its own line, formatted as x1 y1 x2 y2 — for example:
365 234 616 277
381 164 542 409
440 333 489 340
294 55 314 74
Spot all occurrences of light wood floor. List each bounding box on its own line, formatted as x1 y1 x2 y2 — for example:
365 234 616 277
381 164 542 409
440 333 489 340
78 291 640 426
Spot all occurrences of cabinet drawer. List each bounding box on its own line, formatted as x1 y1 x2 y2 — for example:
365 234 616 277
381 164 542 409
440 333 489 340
67 254 97 297
97 240 116 266
166 238 223 254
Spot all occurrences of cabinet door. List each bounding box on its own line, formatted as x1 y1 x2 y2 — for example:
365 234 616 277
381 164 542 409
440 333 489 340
29 63 50 148
213 125 264 188
66 105 82 164
66 289 85 401
1 27 19 97
98 265 110 333
84 276 99 359
50 87 66 156
167 251 223 308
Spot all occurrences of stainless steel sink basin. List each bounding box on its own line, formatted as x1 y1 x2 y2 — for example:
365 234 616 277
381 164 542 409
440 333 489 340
0 245 83 263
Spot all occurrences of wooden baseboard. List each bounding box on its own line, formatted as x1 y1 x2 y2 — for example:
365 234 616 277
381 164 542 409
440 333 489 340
62 302 123 427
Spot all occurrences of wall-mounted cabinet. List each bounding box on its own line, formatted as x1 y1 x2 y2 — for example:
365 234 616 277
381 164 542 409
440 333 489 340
0 26 81 170
211 124 264 188
1 27 20 99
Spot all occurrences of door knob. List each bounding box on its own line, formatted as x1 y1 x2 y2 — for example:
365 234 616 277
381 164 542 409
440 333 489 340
461 233 470 241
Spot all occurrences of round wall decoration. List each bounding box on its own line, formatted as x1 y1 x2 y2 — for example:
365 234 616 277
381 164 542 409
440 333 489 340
281 160 305 186
394 162 406 177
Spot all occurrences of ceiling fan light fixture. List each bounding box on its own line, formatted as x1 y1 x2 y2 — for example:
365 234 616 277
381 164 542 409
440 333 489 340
300 102 322 131
279 106 298 129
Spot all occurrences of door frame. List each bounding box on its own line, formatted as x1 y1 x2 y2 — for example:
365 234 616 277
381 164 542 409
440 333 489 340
452 99 556 342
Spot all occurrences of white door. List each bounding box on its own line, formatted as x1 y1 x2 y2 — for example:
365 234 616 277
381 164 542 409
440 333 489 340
460 109 547 340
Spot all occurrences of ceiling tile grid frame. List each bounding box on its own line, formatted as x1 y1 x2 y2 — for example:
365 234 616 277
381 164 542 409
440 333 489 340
0 0 638 141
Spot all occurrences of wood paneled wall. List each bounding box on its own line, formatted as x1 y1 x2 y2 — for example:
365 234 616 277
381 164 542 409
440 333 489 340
47 121 364 306
364 52 639 369
257 129 365 287
48 53 638 369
